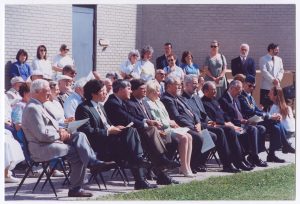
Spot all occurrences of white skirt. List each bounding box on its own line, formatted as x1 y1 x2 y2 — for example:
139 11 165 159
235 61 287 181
5 129 25 170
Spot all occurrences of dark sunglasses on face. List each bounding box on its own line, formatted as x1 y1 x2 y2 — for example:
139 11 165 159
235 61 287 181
158 73 165 76
247 83 256 88
168 59 174 62
210 45 218 48
40 49 46 52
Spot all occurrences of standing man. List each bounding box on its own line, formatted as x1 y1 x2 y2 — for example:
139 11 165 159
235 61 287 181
22 79 115 197
231 43 256 77
52 44 75 80
155 69 166 95
156 42 179 70
259 43 284 111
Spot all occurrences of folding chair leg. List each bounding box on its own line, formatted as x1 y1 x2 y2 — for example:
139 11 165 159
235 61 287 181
32 163 48 192
98 172 107 190
14 164 33 197
116 167 128 186
44 168 57 198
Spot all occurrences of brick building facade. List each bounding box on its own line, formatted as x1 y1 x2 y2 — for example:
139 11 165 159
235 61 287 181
4 4 295 89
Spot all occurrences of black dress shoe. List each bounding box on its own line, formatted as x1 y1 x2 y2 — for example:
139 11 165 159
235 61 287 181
194 165 207 172
267 154 285 163
89 161 116 174
250 157 268 167
146 169 157 181
222 163 241 173
243 157 255 167
282 145 295 154
157 157 180 170
235 161 253 171
134 180 158 190
68 189 93 197
135 157 152 168
157 173 180 185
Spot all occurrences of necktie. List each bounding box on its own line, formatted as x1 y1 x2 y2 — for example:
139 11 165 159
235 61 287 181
233 99 243 120
242 57 246 64
97 105 110 129
176 98 194 118
42 106 59 131
139 100 151 119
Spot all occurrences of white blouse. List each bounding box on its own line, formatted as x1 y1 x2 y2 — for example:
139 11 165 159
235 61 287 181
269 104 295 132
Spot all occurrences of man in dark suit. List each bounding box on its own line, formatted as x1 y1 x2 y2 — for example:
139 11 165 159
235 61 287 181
201 81 253 171
182 74 242 173
238 75 295 163
219 80 268 167
75 79 157 190
231 43 256 77
161 75 215 173
104 79 179 185
156 42 179 70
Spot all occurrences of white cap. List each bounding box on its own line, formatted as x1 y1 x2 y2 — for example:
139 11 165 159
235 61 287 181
56 74 73 81
10 76 25 84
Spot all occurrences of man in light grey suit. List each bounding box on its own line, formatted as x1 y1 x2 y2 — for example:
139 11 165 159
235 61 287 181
259 43 284 111
22 79 115 197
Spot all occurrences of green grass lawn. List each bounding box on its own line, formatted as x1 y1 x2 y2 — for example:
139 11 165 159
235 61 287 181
99 164 295 200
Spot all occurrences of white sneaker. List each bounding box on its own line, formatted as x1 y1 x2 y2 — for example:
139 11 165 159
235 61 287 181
52 170 64 177
5 176 20 183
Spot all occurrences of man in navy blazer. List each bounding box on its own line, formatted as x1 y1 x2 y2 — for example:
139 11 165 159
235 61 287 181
104 79 179 185
161 75 216 173
201 81 253 171
75 79 156 190
231 43 256 77
219 80 267 167
156 42 179 70
238 75 295 163
182 74 243 173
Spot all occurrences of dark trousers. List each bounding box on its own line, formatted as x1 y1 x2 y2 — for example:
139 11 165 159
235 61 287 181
97 127 145 181
260 89 273 112
207 126 231 165
218 126 243 163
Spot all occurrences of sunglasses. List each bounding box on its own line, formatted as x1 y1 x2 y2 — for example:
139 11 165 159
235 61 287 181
210 46 218 48
40 49 46 52
168 59 174 62
247 83 256 88
158 73 165 75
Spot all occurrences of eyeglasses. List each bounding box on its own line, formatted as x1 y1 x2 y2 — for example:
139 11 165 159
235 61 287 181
210 46 218 48
167 59 174 62
40 49 46 52
157 72 165 76
247 83 256 88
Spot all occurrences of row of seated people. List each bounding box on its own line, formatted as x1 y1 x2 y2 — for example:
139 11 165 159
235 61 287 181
5 72 295 197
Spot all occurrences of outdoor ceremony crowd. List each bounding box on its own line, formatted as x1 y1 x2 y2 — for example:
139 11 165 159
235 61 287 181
4 40 295 197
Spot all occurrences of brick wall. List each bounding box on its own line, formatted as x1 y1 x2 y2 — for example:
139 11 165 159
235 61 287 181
141 4 296 71
5 4 295 89
5 4 72 89
95 4 142 77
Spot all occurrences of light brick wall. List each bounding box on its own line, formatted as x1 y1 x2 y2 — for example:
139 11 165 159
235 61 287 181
141 4 296 71
95 4 141 77
5 4 295 90
5 4 72 88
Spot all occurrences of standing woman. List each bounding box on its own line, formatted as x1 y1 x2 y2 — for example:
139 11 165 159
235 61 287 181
133 45 155 81
119 49 140 79
180 51 200 75
10 49 32 81
32 45 53 80
203 40 228 99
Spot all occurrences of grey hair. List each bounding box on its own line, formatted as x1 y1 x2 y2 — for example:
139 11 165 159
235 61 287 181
229 80 242 89
73 78 87 89
202 81 215 92
240 43 250 51
103 78 112 85
112 79 131 93
30 79 49 93
165 75 180 87
128 49 140 60
146 80 160 95
183 74 198 86
141 45 154 59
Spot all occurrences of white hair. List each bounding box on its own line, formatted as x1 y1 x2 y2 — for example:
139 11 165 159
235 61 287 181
73 78 87 89
183 74 198 86
30 79 49 93
128 49 140 60
146 80 160 94
240 43 250 51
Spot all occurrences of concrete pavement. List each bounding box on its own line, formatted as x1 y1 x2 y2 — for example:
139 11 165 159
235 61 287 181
5 138 295 201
